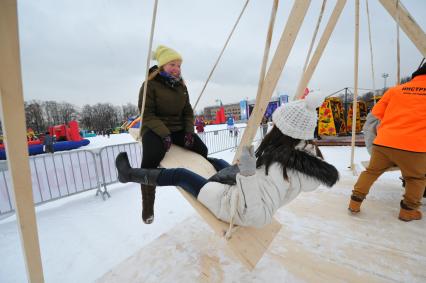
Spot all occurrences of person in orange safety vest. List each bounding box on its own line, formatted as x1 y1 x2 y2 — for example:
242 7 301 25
348 62 426 221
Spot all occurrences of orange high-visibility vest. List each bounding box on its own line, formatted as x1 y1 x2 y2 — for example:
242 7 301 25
372 75 426 152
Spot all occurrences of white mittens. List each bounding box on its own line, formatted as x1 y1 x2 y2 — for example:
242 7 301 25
238 145 256 176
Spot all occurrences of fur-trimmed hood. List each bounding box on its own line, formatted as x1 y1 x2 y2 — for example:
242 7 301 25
269 146 339 188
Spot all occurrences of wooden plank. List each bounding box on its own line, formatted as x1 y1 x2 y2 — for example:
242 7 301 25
0 1 44 282
294 0 347 100
379 0 426 57
160 145 282 270
233 0 311 163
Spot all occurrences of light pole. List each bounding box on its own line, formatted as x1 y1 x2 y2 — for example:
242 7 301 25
382 73 389 91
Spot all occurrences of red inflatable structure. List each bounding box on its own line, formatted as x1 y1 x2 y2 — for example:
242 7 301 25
213 106 226 124
49 120 82 142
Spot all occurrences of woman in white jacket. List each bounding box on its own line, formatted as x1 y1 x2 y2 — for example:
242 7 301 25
116 93 339 228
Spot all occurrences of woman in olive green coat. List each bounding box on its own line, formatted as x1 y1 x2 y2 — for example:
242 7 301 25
137 45 227 224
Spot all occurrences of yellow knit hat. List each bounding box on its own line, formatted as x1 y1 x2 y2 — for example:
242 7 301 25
152 45 182 67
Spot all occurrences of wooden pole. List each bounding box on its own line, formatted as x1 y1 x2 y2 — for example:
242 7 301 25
294 0 347 100
233 0 311 163
0 1 44 282
379 0 426 57
350 0 360 173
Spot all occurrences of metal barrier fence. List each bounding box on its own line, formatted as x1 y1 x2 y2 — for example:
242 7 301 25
0 126 263 216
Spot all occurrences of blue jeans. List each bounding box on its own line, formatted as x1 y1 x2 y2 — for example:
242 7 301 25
156 158 230 198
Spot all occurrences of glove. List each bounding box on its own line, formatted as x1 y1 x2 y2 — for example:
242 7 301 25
184 132 194 148
163 135 172 151
238 145 256 176
207 164 239 185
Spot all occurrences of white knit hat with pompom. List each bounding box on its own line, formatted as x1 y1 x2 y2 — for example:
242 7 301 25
272 91 328 140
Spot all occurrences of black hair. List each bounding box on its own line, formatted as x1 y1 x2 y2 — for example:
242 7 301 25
412 62 426 79
255 125 324 180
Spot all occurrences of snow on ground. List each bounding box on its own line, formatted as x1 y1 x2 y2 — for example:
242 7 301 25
0 128 424 282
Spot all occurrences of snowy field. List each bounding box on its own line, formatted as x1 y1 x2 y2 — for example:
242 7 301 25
0 125 425 282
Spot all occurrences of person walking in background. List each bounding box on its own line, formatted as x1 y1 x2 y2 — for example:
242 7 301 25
43 131 54 154
195 116 205 134
227 114 235 136
195 116 206 143
116 91 338 228
137 45 225 224
348 63 426 221
260 116 268 138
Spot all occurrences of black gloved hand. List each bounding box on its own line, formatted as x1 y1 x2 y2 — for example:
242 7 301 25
163 135 172 151
184 132 194 148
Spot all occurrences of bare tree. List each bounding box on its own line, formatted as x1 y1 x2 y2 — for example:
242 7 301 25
81 103 120 131
80 104 94 130
121 103 138 120
25 100 46 133
43 101 61 125
60 102 78 124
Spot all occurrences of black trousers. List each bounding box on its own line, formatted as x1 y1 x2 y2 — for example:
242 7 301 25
141 129 208 168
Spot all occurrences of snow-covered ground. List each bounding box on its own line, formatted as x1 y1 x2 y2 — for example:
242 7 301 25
0 127 424 282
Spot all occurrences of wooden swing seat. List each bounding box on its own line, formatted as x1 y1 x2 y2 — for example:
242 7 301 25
159 145 282 270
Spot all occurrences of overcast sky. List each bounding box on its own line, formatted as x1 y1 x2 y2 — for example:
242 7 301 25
18 0 426 112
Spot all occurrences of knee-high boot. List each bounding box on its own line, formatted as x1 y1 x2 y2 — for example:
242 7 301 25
115 152 162 186
115 152 163 224
141 184 156 224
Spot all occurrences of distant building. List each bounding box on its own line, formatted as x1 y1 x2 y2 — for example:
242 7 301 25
204 102 241 121
203 94 289 122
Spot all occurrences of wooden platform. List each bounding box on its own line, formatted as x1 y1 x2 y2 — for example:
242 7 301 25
97 190 426 282
315 134 365 146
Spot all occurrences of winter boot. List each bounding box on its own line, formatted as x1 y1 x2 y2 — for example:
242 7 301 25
115 152 132 183
115 152 162 186
398 201 422 222
141 184 156 224
348 195 363 213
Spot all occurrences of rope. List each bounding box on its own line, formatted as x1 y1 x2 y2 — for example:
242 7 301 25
418 58 425 69
396 0 401 84
365 0 377 104
302 0 327 73
254 0 279 106
139 0 158 138
192 0 250 111
224 187 240 240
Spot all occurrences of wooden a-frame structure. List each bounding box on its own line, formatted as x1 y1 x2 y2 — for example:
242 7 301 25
1 0 426 281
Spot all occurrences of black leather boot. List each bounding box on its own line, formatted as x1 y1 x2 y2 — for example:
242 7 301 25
116 152 162 224
115 152 162 186
115 152 132 183
141 184 156 224
129 167 162 186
